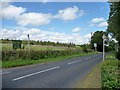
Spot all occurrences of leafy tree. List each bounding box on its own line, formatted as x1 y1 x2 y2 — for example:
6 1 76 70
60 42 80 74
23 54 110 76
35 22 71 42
107 2 120 59
91 31 107 52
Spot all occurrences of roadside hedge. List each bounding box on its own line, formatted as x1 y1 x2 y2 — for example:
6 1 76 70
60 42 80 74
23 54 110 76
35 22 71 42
101 54 120 89
2 49 82 61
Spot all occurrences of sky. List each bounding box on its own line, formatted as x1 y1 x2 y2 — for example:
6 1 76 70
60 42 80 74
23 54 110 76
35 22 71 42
0 2 110 44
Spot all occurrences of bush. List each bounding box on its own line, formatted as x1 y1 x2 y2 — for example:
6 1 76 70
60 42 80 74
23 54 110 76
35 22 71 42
116 48 120 60
82 45 88 53
2 49 82 61
101 55 120 89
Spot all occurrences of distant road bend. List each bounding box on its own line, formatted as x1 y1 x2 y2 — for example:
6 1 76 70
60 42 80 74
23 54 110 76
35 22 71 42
2 53 102 88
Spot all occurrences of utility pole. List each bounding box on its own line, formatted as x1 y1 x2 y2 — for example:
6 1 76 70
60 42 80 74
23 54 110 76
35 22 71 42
27 34 30 59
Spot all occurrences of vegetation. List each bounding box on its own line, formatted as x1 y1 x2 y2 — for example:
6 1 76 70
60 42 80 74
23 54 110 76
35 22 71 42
2 52 97 68
91 31 110 52
2 49 82 61
107 2 120 60
1 38 96 68
101 54 120 89
1 39 76 49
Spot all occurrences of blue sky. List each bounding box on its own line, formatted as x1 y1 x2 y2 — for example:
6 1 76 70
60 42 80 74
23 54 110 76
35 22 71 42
1 2 110 44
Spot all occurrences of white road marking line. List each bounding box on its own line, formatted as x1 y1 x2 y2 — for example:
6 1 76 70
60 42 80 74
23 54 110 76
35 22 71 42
68 60 81 65
12 66 60 81
1 72 11 75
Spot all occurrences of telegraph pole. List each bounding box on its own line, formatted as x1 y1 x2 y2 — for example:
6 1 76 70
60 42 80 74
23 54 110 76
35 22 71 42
27 34 30 59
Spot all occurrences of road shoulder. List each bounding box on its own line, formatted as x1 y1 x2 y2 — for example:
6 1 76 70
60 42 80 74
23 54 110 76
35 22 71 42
76 63 102 88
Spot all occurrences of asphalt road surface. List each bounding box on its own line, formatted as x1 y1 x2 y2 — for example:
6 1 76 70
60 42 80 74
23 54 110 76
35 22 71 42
2 53 103 88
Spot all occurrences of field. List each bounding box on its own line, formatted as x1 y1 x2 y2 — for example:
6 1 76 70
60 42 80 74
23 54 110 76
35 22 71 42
1 39 95 68
1 43 82 51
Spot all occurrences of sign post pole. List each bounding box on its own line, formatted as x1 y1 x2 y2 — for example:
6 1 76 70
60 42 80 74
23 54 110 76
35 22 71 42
102 34 106 62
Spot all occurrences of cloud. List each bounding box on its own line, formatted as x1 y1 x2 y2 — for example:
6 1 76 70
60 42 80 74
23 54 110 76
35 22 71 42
84 33 91 38
16 12 52 26
72 27 81 32
0 28 21 39
98 21 108 27
83 33 92 44
0 27 85 44
54 6 84 21
90 17 108 27
1 3 84 26
1 4 26 19
91 17 105 23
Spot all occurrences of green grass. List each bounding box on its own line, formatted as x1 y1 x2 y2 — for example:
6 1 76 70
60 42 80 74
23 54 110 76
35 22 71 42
2 52 98 68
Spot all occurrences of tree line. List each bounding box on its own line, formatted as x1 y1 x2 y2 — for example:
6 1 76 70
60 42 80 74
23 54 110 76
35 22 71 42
1 39 76 47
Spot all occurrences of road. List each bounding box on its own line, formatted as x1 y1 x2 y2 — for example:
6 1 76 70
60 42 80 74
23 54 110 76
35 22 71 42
2 53 103 88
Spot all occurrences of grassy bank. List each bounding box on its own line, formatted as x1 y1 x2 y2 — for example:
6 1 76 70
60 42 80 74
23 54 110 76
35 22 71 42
76 63 102 88
2 52 97 68
101 54 120 89
76 53 120 88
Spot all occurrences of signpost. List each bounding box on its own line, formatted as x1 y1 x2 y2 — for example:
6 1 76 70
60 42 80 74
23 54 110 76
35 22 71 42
94 43 97 51
102 34 109 62
102 35 105 62
12 40 22 50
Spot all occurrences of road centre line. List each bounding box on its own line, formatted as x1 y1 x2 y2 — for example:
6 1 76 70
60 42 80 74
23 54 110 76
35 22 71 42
68 60 81 65
12 66 60 81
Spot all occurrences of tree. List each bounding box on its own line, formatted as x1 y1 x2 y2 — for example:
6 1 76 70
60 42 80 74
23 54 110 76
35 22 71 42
107 2 120 59
91 31 107 52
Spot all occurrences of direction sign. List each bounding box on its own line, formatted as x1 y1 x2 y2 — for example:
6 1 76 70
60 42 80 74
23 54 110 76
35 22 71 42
94 43 97 47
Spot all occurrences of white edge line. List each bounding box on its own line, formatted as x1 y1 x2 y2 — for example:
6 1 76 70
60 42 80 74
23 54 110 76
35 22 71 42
12 66 60 81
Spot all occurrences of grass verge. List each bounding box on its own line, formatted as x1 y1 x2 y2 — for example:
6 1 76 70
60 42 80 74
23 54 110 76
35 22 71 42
101 53 120 89
2 52 98 68
76 63 102 88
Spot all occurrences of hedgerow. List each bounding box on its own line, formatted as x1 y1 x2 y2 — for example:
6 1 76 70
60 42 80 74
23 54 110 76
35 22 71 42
2 49 82 61
101 54 120 89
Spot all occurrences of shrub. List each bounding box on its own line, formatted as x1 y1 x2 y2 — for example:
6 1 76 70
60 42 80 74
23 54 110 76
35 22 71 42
101 55 120 89
82 45 88 53
116 48 120 60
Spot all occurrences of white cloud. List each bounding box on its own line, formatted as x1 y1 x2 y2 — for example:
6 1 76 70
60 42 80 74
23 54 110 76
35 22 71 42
54 6 84 21
16 12 52 26
98 21 108 27
1 4 26 19
91 17 105 23
83 33 92 44
84 34 91 38
72 27 81 32
0 27 85 44
0 28 21 39
90 17 108 27
1 4 84 26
